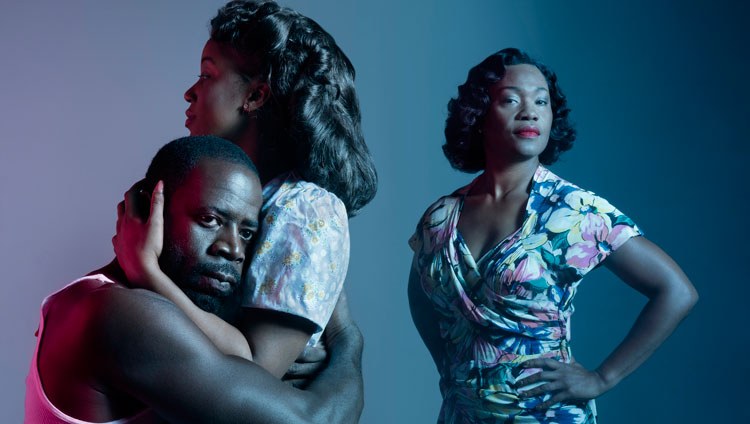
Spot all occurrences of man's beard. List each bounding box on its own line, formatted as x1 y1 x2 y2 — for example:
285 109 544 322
159 246 243 323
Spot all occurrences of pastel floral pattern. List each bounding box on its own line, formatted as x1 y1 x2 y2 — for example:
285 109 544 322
410 166 641 423
244 172 349 347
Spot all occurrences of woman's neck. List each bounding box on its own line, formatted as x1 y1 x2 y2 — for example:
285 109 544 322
233 126 260 164
233 132 293 185
475 158 539 200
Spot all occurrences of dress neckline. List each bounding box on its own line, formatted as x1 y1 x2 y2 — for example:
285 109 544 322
452 165 546 266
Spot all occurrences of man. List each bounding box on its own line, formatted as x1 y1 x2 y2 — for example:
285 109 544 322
25 136 364 424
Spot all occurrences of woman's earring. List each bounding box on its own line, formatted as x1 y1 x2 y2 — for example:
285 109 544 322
243 103 258 119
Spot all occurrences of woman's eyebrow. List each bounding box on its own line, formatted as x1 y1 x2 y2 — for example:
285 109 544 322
497 85 549 93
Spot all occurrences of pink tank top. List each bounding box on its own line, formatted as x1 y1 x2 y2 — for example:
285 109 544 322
24 274 162 424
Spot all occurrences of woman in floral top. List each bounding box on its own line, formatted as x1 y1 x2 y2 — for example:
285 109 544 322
408 48 697 423
114 0 377 380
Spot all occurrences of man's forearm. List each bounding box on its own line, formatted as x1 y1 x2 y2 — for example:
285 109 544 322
306 325 364 424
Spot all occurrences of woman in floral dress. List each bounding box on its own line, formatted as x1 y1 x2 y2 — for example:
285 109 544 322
408 48 697 423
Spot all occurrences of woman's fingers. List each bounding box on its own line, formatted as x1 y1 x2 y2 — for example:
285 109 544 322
123 185 140 219
517 360 604 410
519 380 565 398
535 392 568 411
521 358 561 370
121 178 151 220
148 181 164 227
515 370 552 389
113 180 165 279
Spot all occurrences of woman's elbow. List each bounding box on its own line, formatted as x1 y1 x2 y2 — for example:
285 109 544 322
670 278 699 317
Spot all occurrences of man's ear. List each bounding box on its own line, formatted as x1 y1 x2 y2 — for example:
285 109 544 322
242 80 271 113
129 179 153 220
135 189 152 220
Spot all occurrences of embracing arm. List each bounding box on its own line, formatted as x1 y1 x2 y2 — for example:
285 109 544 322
89 287 363 424
113 181 252 360
239 185 350 378
305 293 364 423
130 267 254 361
518 236 698 408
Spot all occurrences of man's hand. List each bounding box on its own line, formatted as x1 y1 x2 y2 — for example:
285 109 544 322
282 293 362 389
306 292 364 424
283 342 327 389
326 292 358 342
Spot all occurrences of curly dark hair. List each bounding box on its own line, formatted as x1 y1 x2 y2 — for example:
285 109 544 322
209 0 377 216
443 48 576 172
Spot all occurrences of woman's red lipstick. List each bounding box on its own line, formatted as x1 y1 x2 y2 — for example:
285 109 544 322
515 126 540 138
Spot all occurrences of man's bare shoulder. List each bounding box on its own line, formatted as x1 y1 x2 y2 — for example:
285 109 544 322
48 274 173 327
42 271 187 365
76 276 199 347
38 269 232 421
54 270 224 386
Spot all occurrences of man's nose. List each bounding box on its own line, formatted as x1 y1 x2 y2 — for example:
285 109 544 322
211 230 245 263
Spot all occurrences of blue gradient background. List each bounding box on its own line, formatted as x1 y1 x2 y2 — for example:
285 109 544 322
1 1 747 422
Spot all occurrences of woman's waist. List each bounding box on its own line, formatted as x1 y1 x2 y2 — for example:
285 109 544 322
441 342 570 386
438 350 567 414
444 330 569 360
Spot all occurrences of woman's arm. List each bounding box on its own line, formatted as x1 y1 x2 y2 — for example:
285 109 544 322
407 259 445 371
113 181 253 360
240 308 317 378
239 185 349 378
517 236 698 409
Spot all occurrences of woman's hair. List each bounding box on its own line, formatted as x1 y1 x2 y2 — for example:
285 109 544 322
443 48 576 172
210 0 377 216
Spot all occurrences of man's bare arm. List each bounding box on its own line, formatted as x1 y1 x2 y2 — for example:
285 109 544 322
86 286 363 424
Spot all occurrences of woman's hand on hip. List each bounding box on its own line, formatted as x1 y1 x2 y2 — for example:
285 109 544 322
516 358 608 410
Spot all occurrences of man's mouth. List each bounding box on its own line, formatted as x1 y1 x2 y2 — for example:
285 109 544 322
197 272 236 296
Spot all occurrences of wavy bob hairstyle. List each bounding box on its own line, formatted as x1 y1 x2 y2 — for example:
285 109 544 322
443 48 576 172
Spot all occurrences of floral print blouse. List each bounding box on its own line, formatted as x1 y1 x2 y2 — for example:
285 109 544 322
409 166 642 423
244 172 349 347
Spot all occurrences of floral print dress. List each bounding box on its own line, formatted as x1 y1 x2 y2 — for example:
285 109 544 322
244 172 349 347
409 166 642 423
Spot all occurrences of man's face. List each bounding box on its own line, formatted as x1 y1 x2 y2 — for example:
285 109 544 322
159 158 262 322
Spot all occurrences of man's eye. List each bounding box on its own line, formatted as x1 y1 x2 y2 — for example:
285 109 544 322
503 98 518 104
199 215 219 226
536 99 549 106
239 229 254 241
197 73 210 80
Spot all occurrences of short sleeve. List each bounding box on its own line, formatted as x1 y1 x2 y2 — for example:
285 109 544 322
408 223 423 254
408 218 425 282
408 197 454 257
243 180 349 345
408 196 458 295
552 189 643 274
